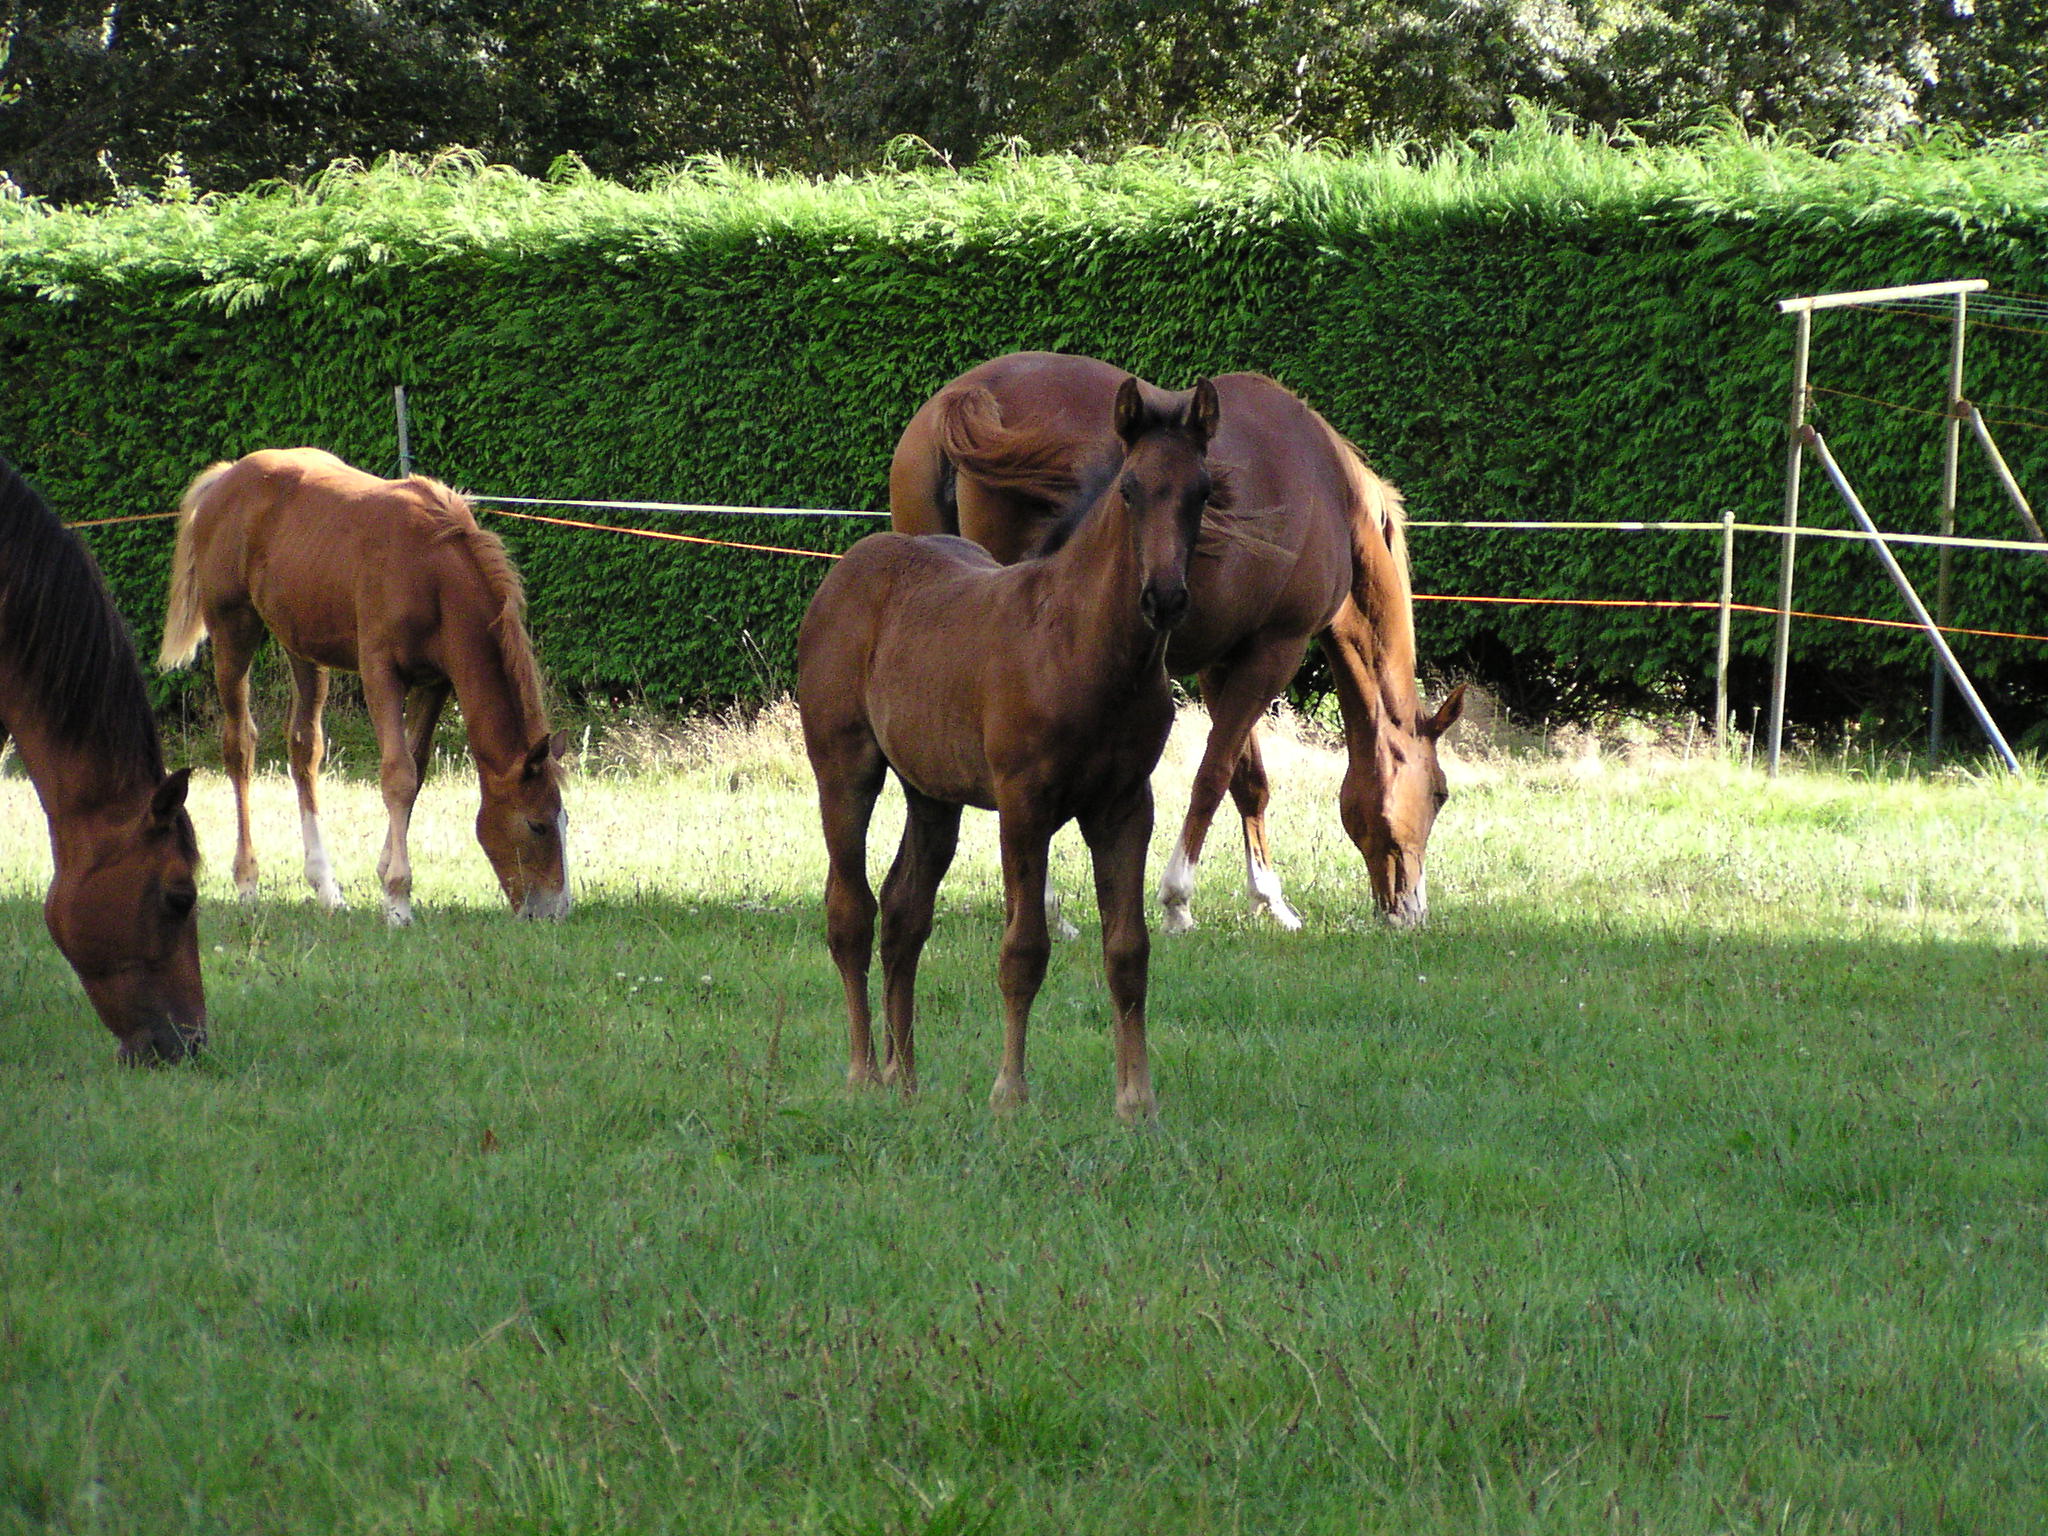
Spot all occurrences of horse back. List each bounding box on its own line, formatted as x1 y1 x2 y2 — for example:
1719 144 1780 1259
190 448 485 668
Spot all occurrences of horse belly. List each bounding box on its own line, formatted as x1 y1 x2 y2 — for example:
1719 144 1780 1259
869 687 997 810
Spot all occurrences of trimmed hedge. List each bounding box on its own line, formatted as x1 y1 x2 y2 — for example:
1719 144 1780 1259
6 128 2048 736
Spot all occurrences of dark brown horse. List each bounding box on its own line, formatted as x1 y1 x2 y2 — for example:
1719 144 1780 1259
0 458 205 1061
160 449 569 926
800 376 1220 1122
892 353 1463 930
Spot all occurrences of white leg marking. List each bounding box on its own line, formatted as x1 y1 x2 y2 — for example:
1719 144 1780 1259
1045 888 1080 941
1158 841 1198 933
385 896 414 928
1245 843 1303 931
300 809 345 910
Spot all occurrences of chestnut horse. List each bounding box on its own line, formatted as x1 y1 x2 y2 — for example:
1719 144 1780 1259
0 458 205 1061
800 376 1220 1123
892 353 1463 930
159 449 570 926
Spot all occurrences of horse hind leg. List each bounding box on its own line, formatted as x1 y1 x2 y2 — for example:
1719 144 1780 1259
209 615 265 899
876 784 962 1096
286 656 344 909
1229 727 1302 931
814 733 887 1089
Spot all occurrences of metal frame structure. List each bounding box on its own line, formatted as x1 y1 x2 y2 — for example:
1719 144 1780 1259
1769 278 2038 775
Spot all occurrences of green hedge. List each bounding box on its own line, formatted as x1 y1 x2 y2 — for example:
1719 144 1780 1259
7 129 2048 738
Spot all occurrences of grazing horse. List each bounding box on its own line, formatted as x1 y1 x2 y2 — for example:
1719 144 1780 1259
891 352 1463 931
800 376 1220 1122
159 449 570 926
0 458 205 1061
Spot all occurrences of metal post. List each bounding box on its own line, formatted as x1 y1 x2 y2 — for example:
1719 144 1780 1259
1805 427 2019 772
1767 307 1811 776
1715 506 1735 748
1931 293 1967 760
1967 405 2048 551
394 385 413 478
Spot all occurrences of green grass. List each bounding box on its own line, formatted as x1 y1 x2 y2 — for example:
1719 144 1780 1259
4 708 2047 1534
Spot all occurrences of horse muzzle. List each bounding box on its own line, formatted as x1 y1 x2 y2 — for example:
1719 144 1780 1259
517 884 574 921
1140 583 1191 632
118 1014 207 1065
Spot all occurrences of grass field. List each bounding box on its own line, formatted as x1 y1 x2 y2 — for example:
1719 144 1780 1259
4 704 2047 1534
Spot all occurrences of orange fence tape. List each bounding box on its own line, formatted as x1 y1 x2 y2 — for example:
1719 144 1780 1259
63 500 2048 647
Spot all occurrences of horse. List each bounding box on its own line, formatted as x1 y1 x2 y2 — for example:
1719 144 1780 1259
158 449 570 927
891 352 1464 931
0 457 206 1061
800 375 1220 1123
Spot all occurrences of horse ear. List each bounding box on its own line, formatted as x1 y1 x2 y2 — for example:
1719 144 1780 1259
1113 376 1147 446
1422 683 1467 740
1188 378 1220 449
522 736 555 780
149 768 192 825
549 728 571 761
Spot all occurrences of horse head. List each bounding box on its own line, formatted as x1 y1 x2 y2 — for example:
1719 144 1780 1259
1112 376 1220 634
476 730 572 919
1339 684 1465 928
44 769 206 1062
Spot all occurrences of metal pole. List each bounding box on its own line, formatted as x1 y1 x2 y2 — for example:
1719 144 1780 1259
1715 505 1734 748
1967 405 2048 551
1767 307 1812 776
394 385 412 478
1804 427 2019 772
1931 293 1967 760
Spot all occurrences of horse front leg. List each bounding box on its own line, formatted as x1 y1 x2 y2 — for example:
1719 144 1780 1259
285 655 343 909
1228 728 1301 930
877 786 962 1097
1163 642 1307 932
362 667 421 927
1083 785 1159 1125
991 809 1054 1113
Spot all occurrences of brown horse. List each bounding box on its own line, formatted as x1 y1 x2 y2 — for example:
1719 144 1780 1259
159 449 570 926
891 352 1463 931
800 376 1220 1122
0 457 205 1061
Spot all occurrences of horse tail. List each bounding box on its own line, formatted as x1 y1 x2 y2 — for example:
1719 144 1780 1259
157 462 232 669
932 385 1085 507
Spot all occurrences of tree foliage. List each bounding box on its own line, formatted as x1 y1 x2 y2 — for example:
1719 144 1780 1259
3 0 2045 203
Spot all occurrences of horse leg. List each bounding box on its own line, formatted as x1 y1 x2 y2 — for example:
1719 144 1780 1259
362 666 422 927
1227 727 1302 930
405 678 452 787
876 785 962 1097
1081 785 1158 1125
816 736 887 1089
285 655 344 909
209 616 264 899
990 808 1055 1113
1160 640 1308 932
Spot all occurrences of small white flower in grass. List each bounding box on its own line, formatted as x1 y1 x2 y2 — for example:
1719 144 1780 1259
699 975 713 986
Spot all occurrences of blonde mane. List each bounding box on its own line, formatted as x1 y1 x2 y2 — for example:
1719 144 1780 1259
415 478 550 732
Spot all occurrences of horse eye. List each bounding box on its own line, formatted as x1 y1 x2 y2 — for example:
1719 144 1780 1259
527 819 552 837
1119 473 1142 503
163 887 197 919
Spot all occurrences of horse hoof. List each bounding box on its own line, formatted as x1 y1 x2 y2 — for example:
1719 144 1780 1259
1256 899 1304 932
989 1075 1029 1114
384 900 413 928
1116 1092 1159 1127
316 886 345 912
1159 904 1196 934
235 881 259 903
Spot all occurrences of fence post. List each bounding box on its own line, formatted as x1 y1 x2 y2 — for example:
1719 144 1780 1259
1767 307 1812 776
394 385 412 478
1715 506 1734 749
1931 293 1967 760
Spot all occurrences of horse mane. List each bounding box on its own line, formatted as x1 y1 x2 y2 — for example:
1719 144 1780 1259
0 458 167 785
416 479 550 732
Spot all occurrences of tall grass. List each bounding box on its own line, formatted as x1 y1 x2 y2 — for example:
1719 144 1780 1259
3 709 2045 1533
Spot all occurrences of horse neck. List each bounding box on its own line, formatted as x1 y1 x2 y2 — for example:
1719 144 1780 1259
440 618 547 775
0 696 152 868
1328 544 1424 754
1038 491 1161 678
